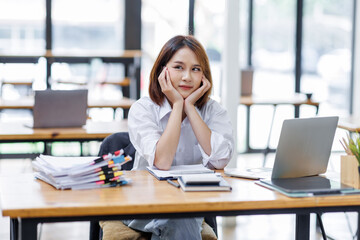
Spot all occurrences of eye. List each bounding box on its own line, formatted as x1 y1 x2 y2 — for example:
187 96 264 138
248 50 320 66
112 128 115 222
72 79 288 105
173 65 183 70
193 67 201 72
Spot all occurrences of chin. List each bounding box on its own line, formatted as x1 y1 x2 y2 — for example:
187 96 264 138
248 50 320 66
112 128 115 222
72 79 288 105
178 91 190 99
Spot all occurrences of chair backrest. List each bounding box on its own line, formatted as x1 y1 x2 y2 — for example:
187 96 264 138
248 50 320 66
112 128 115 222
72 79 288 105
98 132 135 170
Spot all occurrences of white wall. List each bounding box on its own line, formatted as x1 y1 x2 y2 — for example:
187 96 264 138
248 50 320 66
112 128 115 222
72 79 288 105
222 0 240 168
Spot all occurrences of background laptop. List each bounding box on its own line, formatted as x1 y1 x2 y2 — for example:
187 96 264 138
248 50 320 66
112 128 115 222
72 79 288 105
32 89 88 128
225 116 339 179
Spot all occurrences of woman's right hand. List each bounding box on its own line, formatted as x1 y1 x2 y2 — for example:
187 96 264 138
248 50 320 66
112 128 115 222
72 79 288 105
158 67 183 106
155 67 184 170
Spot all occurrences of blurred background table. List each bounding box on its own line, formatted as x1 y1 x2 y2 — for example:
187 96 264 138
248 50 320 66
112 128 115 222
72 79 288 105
0 120 128 158
240 93 320 165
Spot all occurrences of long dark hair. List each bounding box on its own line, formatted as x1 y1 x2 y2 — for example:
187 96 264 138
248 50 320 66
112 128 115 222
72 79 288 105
148 35 212 109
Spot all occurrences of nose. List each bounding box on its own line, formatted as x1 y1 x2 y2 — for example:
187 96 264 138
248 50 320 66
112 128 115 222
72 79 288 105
182 70 192 82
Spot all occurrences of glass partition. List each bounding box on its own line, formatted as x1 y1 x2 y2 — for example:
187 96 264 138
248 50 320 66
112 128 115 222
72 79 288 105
0 0 45 54
302 0 353 117
250 0 296 151
52 0 124 54
141 0 189 96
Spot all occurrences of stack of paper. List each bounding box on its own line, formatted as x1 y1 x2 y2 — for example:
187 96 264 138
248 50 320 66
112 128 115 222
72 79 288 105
32 150 132 190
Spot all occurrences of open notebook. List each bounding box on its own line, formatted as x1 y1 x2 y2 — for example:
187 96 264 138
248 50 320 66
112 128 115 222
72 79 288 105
146 164 214 180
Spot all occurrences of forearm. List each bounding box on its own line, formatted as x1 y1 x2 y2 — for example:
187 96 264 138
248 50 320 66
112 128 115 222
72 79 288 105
185 104 212 155
154 102 183 170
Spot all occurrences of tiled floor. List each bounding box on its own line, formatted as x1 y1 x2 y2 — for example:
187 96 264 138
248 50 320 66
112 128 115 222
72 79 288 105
0 153 358 240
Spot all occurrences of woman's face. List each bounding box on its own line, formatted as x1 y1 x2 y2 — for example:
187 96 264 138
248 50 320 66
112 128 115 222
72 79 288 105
165 47 203 99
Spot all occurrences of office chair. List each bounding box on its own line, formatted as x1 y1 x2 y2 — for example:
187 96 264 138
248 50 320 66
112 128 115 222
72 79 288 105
90 132 218 240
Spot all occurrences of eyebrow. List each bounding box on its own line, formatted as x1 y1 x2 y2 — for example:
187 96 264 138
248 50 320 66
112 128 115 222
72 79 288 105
173 61 201 68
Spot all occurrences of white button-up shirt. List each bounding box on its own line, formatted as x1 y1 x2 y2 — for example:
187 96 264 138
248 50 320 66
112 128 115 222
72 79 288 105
128 96 234 170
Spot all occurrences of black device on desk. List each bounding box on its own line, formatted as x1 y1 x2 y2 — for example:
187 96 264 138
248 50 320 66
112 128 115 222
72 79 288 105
259 176 354 196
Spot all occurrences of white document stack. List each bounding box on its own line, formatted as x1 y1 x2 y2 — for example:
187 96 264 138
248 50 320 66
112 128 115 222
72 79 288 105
32 150 132 190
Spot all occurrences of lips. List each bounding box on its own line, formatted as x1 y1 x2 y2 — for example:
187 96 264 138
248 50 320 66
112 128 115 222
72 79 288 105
179 85 192 90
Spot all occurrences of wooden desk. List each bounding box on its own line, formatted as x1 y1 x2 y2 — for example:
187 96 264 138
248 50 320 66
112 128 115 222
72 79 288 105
0 79 34 97
0 97 135 110
1 171 359 240
240 93 320 164
0 50 142 64
0 120 128 158
0 96 135 118
44 50 142 61
338 117 360 132
0 120 128 142
240 94 320 107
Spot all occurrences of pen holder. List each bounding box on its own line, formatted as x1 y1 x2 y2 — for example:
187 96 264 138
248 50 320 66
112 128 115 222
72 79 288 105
341 155 360 189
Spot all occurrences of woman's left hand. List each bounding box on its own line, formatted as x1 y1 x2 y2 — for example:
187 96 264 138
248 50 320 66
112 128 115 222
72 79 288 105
184 75 211 110
184 75 212 155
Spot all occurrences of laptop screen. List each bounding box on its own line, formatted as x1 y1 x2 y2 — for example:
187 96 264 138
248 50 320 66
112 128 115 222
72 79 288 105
33 89 88 128
271 116 339 179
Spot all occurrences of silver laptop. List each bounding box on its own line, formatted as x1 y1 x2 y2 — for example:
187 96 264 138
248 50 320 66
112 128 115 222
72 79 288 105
227 116 354 194
32 89 88 128
225 116 339 180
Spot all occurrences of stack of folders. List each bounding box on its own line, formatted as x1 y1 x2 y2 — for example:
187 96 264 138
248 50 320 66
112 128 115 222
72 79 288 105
32 150 132 190
177 173 232 192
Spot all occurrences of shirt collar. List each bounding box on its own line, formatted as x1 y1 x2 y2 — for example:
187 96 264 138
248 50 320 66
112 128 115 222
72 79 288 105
159 98 173 120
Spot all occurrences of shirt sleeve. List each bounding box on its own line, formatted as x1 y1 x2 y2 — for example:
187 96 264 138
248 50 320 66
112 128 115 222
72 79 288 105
198 100 234 169
128 99 162 168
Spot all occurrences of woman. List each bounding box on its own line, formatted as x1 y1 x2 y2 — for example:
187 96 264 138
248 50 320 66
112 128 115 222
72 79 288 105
124 35 234 239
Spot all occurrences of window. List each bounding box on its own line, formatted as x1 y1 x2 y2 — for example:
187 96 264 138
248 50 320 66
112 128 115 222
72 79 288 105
52 0 124 53
252 0 296 97
194 0 225 99
249 0 296 150
302 0 353 116
0 0 45 53
141 0 189 96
